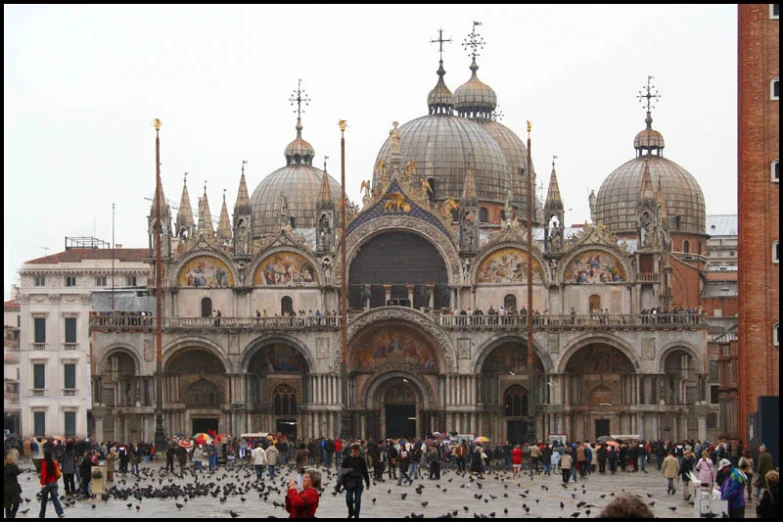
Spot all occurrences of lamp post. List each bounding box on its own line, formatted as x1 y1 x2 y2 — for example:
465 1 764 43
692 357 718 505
338 120 350 439
153 118 166 451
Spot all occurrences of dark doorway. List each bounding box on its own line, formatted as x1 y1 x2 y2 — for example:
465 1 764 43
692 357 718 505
192 418 219 435
385 405 416 439
595 419 610 439
281 296 294 316
507 420 527 445
201 298 212 318
276 419 297 441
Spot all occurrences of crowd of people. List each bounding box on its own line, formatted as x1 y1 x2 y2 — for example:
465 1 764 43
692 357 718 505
3 433 778 519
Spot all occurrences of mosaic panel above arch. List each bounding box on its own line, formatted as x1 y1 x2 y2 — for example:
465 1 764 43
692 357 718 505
254 251 318 286
247 343 309 373
351 326 439 373
564 250 627 284
476 247 544 284
481 342 545 374
177 256 234 288
564 344 635 374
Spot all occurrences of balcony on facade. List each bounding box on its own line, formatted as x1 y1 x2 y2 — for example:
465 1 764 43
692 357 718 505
91 310 706 334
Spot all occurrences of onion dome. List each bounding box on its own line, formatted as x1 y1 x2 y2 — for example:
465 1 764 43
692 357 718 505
454 59 497 119
284 118 315 165
633 111 665 154
427 60 454 115
596 113 705 235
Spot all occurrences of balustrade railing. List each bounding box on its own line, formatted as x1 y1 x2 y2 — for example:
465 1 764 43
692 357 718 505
91 314 342 332
438 312 706 330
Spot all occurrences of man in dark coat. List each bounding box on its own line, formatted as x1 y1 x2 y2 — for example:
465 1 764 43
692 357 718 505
341 443 371 518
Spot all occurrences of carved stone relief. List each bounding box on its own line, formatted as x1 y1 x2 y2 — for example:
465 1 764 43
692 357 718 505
457 338 471 360
641 338 656 360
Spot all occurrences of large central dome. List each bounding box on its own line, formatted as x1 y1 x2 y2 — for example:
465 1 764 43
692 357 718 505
374 115 510 204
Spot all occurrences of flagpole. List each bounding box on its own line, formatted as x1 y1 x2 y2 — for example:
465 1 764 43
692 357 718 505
153 118 167 451
339 120 349 439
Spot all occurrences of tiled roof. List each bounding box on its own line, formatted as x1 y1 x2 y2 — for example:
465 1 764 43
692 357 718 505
4 299 20 311
706 214 737 237
701 281 738 298
25 248 149 264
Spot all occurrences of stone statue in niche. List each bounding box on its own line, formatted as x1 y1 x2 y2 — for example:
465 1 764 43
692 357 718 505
361 283 372 309
321 257 332 286
462 258 471 283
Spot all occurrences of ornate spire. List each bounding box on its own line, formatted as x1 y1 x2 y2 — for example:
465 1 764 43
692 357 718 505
656 178 668 223
545 155 564 213
217 189 232 241
234 160 251 216
462 154 477 201
285 79 315 165
389 121 402 180
634 75 665 155
198 181 214 236
639 158 655 206
428 28 454 115
175 171 195 233
318 156 334 207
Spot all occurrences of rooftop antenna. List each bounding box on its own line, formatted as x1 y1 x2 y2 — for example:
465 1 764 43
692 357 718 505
39 243 50 256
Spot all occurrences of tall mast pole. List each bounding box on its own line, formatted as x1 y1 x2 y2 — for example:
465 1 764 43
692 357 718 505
339 119 349 439
526 121 536 449
111 202 115 311
153 118 166 450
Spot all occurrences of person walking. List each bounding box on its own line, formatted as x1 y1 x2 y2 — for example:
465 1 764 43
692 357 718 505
193 445 204 472
530 442 541 477
4 449 22 518
165 439 176 473
756 444 774 499
560 449 574 485
252 443 268 481
511 444 523 477
396 442 413 486
661 450 680 495
680 450 695 502
756 470 779 519
695 450 715 488
176 443 188 475
60 442 76 496
738 450 754 503
286 469 321 518
542 443 553 476
455 441 467 472
39 451 65 518
717 459 747 519
342 443 371 518
266 442 280 479
106 446 117 482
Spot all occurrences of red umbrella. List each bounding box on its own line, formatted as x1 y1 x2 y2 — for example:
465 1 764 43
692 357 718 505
178 440 193 449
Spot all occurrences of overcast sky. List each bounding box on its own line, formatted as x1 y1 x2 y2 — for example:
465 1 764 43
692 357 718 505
4 4 737 299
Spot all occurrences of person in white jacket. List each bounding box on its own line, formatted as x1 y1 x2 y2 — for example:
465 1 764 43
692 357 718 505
252 444 268 481
265 443 280 479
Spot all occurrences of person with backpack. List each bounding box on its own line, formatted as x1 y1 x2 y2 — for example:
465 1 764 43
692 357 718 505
386 441 398 481
756 470 779 519
39 450 64 518
396 441 413 486
77 450 94 499
4 449 22 518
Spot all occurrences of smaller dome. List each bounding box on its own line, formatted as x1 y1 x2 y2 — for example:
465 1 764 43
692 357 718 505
427 60 454 115
284 118 315 166
454 60 497 119
634 112 665 153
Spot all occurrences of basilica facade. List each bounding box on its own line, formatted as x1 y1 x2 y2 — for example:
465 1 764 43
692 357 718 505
90 29 717 446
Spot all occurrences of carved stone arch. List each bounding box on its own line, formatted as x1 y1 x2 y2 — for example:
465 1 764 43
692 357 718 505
240 333 315 374
556 333 641 374
162 336 232 373
473 333 553 374
248 245 323 287
658 342 703 374
472 241 551 283
172 249 238 288
361 370 436 411
337 216 461 286
342 307 457 373
100 344 143 375
559 244 632 284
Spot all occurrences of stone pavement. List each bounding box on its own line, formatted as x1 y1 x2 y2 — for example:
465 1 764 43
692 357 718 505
17 460 739 518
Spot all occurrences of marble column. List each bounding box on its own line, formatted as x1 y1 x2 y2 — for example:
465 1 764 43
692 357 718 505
427 285 435 310
406 285 415 308
383 285 392 307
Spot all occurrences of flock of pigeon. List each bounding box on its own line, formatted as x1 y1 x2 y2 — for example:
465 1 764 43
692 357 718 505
18 462 694 518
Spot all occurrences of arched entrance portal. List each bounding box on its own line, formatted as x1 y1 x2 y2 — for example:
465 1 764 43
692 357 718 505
165 348 226 436
246 343 309 440
380 379 420 439
563 343 637 441
100 350 143 443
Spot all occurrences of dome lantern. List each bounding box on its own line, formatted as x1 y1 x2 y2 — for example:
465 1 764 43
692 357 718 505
427 28 455 115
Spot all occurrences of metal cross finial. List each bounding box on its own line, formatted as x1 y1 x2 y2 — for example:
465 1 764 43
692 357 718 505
183 171 188 186
552 155 559 170
241 160 248 176
637 75 661 114
289 78 311 119
491 105 504 122
223 188 227 202
462 21 485 61
204 180 208 194
324 155 329 172
429 28 452 61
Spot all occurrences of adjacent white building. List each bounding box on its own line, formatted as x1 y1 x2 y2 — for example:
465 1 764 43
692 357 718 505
4 288 21 435
17 237 147 438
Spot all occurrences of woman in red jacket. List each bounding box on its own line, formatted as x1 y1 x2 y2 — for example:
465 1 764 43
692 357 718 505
287 469 321 518
511 444 523 477
39 451 65 518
